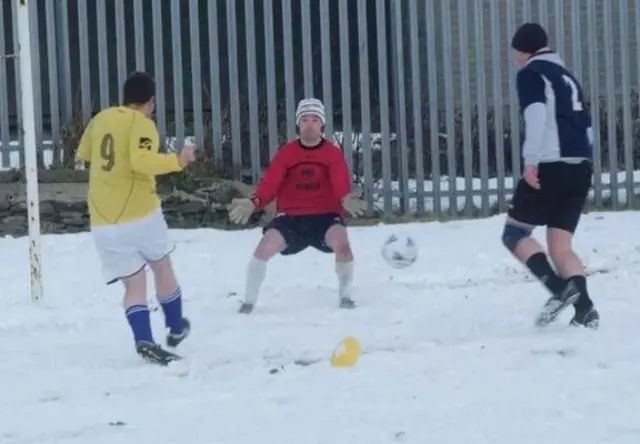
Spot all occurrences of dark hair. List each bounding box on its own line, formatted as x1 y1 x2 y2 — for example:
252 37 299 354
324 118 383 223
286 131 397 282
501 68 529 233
122 71 155 106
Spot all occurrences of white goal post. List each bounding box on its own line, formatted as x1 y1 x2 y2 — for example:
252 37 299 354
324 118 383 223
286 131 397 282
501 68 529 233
16 0 43 302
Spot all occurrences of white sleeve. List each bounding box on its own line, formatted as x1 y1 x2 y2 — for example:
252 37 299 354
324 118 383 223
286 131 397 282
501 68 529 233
522 103 547 166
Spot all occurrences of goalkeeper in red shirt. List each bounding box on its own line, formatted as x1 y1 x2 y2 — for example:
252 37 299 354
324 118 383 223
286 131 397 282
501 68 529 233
228 98 366 314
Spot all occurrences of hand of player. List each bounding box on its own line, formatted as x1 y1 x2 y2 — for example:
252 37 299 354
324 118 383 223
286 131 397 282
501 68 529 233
524 165 540 189
228 198 257 225
178 144 197 168
341 193 366 217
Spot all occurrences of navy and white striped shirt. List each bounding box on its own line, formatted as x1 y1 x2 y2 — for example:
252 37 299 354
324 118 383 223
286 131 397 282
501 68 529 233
516 51 593 166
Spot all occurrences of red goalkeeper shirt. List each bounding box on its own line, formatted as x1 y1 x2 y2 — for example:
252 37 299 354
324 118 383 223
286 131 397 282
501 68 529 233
251 139 351 216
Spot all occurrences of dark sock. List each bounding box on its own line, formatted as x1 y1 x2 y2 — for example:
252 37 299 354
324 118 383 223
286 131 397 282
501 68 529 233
125 305 154 343
568 275 593 312
159 287 184 335
525 252 564 294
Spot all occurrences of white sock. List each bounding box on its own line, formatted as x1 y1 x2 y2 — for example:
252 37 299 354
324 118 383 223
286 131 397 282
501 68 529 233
335 260 354 300
244 257 267 306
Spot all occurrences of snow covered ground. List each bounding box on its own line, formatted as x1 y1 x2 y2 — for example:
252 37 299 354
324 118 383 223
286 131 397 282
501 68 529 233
1 211 639 443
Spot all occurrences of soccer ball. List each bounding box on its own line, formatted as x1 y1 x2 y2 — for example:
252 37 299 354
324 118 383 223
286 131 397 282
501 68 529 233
381 234 418 269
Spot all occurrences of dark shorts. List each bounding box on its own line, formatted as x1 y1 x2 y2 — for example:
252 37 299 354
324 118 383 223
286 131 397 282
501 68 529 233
263 212 345 255
508 161 592 233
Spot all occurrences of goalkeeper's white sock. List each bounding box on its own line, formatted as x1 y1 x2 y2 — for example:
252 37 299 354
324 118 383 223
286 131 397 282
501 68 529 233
244 256 267 306
335 260 354 300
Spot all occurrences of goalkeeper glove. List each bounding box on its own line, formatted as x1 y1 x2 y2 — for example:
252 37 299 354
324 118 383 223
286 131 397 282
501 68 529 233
228 197 257 225
341 193 366 217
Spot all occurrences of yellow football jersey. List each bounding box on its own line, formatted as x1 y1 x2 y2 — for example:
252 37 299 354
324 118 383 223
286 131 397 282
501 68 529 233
76 106 184 226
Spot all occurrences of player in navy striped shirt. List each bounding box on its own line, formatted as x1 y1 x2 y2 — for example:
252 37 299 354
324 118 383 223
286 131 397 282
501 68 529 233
501 23 599 330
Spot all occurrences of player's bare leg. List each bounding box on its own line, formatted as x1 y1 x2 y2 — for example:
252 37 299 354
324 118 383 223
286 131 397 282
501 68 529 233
122 269 182 365
547 228 598 329
502 217 579 326
546 228 583 277
238 228 287 314
325 224 355 309
148 256 191 347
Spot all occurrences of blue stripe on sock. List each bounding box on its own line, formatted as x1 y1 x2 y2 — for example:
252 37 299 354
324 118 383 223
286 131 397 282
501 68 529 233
125 304 154 343
159 287 183 335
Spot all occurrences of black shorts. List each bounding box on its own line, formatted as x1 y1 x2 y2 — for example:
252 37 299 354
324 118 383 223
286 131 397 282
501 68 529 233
508 161 592 233
264 213 345 255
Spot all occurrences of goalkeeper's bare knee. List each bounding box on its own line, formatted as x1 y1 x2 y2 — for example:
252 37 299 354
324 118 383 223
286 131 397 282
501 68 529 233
326 225 352 261
254 228 286 260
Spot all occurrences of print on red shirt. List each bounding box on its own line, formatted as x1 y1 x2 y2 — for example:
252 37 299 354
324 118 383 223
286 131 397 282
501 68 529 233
252 139 352 216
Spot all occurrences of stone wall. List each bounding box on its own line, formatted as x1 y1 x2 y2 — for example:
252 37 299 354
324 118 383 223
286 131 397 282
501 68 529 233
0 169 274 237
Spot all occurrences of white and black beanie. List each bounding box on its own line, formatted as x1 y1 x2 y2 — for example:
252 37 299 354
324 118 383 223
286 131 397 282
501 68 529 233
295 98 326 125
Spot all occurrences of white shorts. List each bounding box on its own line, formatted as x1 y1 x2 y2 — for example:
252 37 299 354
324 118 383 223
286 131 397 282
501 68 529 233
91 210 173 284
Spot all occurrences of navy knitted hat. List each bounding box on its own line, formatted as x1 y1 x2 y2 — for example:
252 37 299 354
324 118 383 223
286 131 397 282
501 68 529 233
511 23 549 54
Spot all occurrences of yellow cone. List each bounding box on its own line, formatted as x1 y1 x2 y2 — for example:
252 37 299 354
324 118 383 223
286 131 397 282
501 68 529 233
330 336 361 368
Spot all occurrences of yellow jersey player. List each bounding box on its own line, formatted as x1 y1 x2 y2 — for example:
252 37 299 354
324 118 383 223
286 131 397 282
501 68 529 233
76 72 196 365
